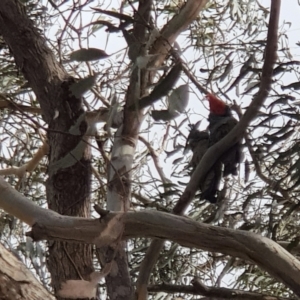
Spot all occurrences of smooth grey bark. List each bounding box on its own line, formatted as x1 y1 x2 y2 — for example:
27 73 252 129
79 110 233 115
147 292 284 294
0 177 299 297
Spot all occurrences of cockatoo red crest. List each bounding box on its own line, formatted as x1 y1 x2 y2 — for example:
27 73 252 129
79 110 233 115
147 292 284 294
206 93 227 115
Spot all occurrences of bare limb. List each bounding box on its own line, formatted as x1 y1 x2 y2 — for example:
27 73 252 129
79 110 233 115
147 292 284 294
0 177 299 295
173 0 281 214
0 142 48 177
150 0 209 66
34 208 300 296
148 280 292 300
137 0 281 295
138 135 170 185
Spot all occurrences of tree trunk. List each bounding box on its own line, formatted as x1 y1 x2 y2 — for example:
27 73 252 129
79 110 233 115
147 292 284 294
0 1 94 298
0 244 55 300
45 78 93 296
98 1 153 298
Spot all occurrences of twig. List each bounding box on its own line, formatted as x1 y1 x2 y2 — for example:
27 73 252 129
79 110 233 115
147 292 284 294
0 142 48 177
138 136 170 185
147 279 292 299
137 0 281 296
174 0 281 214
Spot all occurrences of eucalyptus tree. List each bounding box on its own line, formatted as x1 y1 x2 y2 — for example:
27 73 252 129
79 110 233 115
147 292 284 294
0 1 300 300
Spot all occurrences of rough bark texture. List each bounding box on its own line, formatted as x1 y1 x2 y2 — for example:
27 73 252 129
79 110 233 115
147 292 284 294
1 174 299 298
97 243 132 300
27 209 300 297
0 244 55 300
0 1 93 298
45 79 93 297
0 0 283 299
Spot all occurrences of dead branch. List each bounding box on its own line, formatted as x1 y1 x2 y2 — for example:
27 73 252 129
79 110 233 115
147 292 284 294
148 279 292 300
0 142 48 177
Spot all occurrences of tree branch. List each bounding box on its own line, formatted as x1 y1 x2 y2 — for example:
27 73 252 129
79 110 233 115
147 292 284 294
173 0 281 214
150 0 208 66
137 0 281 296
138 135 170 185
0 142 48 177
148 279 292 300
0 0 66 123
0 177 299 295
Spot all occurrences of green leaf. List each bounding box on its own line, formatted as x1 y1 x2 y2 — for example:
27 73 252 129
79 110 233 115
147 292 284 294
69 75 97 98
132 63 182 110
151 110 179 121
168 84 189 114
151 84 189 121
70 48 109 62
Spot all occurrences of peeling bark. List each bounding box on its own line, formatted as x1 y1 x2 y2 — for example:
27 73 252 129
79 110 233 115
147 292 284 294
101 1 153 298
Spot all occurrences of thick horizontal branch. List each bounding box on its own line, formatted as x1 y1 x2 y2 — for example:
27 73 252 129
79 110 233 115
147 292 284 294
29 209 300 297
0 177 299 296
0 174 298 294
148 279 291 300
